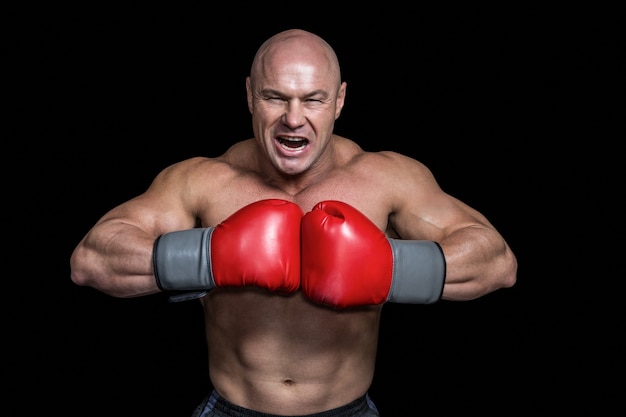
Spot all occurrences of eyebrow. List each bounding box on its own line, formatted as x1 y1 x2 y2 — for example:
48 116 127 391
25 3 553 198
260 88 330 99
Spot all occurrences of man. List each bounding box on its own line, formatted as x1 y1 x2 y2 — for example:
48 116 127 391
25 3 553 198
70 28 517 416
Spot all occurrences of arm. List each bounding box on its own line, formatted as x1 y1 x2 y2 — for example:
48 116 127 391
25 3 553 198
387 153 518 301
70 157 304 300
69 159 203 298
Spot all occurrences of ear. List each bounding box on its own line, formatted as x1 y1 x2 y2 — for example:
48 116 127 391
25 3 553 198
246 77 253 114
335 82 347 120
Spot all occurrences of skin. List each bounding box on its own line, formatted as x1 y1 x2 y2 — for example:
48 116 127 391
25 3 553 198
70 29 517 414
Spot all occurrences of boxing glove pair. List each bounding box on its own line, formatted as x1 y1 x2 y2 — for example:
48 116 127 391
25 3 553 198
153 199 445 307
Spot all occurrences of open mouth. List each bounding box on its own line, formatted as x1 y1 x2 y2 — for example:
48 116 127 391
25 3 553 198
278 137 307 150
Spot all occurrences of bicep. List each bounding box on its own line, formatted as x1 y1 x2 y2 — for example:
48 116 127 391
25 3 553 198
390 193 469 241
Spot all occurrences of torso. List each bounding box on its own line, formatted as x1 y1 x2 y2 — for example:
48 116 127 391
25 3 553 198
201 290 380 413
193 137 397 413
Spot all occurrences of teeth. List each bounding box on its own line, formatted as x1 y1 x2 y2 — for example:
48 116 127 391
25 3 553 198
278 137 306 150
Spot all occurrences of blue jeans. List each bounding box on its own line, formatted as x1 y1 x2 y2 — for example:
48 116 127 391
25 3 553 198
191 390 380 417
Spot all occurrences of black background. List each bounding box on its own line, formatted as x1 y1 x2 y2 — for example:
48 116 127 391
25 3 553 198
8 4 622 416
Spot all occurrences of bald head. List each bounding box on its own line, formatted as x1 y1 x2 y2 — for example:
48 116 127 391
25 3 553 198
250 29 342 88
244 29 347 176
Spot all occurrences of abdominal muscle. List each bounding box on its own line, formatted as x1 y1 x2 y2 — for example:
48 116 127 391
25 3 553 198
200 288 381 415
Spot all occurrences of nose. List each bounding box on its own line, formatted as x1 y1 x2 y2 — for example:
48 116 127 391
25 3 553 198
282 100 305 129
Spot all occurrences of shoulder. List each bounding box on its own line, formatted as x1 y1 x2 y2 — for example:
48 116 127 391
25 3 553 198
143 156 240 208
157 146 248 183
349 149 445 221
153 140 261 192
331 136 437 186
349 148 434 182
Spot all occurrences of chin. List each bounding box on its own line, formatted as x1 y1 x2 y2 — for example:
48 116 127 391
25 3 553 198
279 167 304 176
272 159 309 176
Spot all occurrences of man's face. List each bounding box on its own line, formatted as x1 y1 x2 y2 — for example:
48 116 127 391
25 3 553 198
247 59 345 176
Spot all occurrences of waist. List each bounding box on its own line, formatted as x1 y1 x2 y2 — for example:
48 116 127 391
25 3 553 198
200 389 378 416
209 367 374 414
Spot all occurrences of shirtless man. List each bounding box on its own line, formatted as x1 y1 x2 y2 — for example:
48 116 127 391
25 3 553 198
70 28 517 416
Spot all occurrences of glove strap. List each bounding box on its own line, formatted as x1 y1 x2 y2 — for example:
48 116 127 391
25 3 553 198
165 290 208 303
387 240 446 304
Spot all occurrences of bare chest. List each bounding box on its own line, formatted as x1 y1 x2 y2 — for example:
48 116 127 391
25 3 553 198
201 171 393 232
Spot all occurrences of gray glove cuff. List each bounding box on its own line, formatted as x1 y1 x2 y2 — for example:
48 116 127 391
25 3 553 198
387 239 446 304
153 227 216 293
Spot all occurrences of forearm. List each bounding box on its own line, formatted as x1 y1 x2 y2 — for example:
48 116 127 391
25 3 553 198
439 226 517 301
70 224 160 298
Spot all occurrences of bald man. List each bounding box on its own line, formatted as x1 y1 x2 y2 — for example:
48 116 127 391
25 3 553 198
70 29 517 416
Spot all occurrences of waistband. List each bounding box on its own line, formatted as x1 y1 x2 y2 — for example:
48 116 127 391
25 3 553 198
196 389 376 417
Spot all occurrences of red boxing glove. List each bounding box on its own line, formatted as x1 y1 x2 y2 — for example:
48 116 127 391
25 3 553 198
211 199 302 292
301 200 445 308
154 199 303 299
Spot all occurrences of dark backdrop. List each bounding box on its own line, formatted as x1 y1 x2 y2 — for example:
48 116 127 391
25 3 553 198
9 4 621 416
